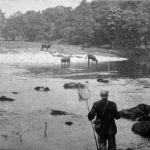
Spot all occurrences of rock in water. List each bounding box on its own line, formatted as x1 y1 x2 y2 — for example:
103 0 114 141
137 116 150 121
65 121 73 126
120 104 150 121
12 92 19 94
0 96 15 102
143 86 149 88
50 109 69 116
34 86 42 91
97 78 109 83
132 121 150 137
34 86 50 92
44 87 50 92
63 82 84 89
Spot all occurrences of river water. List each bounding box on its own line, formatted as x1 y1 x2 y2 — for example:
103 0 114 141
0 46 150 150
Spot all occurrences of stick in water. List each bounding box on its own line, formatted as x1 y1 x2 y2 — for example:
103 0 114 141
44 121 48 138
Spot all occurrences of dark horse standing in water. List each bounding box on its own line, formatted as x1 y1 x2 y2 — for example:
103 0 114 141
41 44 51 51
87 54 98 64
61 56 70 64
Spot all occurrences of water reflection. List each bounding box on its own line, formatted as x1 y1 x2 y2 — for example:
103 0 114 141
116 55 150 78
87 61 98 69
61 62 70 68
15 55 150 79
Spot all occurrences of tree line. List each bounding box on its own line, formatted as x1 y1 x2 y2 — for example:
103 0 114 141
0 0 150 50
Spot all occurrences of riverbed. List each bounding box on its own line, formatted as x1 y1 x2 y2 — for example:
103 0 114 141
0 42 150 150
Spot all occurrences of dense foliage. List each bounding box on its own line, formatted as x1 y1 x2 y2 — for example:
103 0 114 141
0 0 150 49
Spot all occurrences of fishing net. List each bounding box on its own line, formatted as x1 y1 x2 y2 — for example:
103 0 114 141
78 85 91 101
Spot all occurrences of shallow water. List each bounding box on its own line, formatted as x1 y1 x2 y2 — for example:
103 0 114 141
0 46 150 150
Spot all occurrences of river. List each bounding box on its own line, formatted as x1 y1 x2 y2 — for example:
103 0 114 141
0 45 149 150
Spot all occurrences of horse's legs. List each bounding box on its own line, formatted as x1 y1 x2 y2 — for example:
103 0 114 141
88 58 90 64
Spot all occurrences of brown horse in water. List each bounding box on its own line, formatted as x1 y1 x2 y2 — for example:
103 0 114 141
41 44 51 51
61 56 70 64
87 54 98 64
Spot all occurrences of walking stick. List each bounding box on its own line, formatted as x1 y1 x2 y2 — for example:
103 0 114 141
78 86 99 150
86 100 99 150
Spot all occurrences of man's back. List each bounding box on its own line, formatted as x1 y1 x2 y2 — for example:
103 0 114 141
88 90 120 150
88 99 120 135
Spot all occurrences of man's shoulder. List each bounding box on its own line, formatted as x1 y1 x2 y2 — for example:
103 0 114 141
93 99 117 106
93 100 101 106
93 101 98 105
108 100 117 106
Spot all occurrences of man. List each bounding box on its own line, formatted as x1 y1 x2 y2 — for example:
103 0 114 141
88 90 121 150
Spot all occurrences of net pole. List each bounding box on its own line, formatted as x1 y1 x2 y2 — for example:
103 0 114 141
86 100 99 150
108 62 111 79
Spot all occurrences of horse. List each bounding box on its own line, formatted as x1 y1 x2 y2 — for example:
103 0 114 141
41 44 51 51
87 54 98 64
61 56 70 64
81 43 89 49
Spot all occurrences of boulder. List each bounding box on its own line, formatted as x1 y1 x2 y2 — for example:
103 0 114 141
120 104 150 121
137 116 150 121
143 86 149 88
34 86 50 92
34 86 42 91
44 87 50 92
132 121 150 137
65 121 73 126
63 82 85 89
50 109 69 116
0 96 15 102
97 78 109 83
12 92 19 94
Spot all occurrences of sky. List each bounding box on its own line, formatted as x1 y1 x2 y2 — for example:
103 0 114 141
0 0 93 17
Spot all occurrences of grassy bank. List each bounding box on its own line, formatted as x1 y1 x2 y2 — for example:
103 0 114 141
1 40 149 58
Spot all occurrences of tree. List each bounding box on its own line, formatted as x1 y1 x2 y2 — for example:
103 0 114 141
42 6 72 41
67 0 95 46
90 1 111 46
0 10 5 38
22 11 44 41
1 0 150 51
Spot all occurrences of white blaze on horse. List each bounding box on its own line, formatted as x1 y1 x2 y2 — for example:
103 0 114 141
41 44 51 51
87 54 98 64
61 56 70 64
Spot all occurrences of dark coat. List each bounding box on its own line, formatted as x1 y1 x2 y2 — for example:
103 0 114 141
88 98 121 135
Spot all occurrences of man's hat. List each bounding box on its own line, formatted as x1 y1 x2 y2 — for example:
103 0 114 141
100 90 109 98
